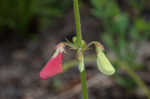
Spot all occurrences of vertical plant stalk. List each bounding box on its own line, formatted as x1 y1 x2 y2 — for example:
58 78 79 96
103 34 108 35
80 70 88 99
73 0 82 47
73 0 88 99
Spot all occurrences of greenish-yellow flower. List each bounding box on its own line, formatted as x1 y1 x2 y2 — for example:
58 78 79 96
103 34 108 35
96 46 115 75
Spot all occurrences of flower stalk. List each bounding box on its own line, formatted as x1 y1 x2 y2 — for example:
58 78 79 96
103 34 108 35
73 0 82 47
73 0 88 99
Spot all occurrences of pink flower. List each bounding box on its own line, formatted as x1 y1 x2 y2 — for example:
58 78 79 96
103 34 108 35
40 43 64 80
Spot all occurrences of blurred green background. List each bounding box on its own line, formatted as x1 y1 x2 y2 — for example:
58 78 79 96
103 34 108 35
0 0 150 99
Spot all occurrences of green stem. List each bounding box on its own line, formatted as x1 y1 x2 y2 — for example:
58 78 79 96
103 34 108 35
73 0 82 47
80 70 88 99
73 0 88 99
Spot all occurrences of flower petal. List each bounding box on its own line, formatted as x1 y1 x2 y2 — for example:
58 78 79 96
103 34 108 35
40 52 62 80
96 47 115 75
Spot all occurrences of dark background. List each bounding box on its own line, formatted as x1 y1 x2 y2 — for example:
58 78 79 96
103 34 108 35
0 0 150 99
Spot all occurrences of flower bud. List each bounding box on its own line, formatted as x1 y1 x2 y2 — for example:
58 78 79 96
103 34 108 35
96 43 115 75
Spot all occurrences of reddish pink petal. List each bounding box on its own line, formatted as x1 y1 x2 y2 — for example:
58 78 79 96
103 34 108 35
40 53 62 80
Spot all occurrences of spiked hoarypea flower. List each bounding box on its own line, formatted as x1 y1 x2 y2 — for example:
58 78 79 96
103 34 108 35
95 42 115 75
40 43 65 80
